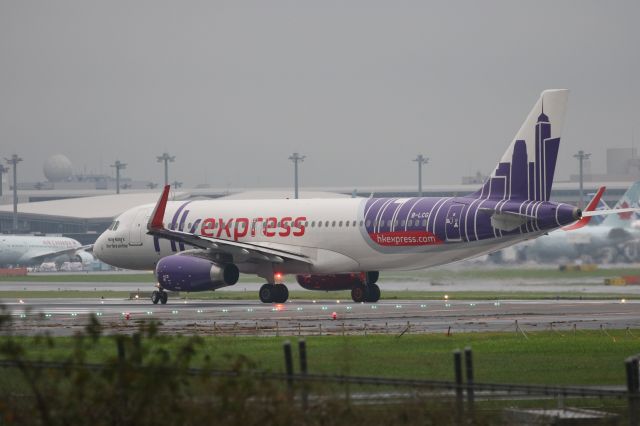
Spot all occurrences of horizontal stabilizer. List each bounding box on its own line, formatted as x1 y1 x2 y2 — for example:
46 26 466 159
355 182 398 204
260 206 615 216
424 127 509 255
581 207 640 217
479 208 535 232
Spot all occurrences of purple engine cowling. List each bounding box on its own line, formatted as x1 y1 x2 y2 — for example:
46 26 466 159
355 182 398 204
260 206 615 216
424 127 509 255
155 255 239 292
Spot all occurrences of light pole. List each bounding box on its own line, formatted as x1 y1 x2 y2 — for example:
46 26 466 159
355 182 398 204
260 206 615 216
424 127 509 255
288 152 305 199
573 150 591 209
110 161 127 194
413 154 429 197
157 153 175 186
0 164 7 197
171 180 183 189
5 155 23 232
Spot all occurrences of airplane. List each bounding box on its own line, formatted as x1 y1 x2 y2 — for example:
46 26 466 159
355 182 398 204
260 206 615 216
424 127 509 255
94 89 637 304
516 181 640 263
0 235 93 267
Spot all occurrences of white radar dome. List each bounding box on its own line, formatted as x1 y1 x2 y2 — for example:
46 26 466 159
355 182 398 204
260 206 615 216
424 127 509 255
43 155 73 182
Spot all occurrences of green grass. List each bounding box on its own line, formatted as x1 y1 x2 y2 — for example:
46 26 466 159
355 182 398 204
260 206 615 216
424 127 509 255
0 289 637 300
4 329 639 386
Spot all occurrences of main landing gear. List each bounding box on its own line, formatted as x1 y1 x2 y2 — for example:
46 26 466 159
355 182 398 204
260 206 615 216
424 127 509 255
151 289 168 305
259 283 289 303
350 283 381 303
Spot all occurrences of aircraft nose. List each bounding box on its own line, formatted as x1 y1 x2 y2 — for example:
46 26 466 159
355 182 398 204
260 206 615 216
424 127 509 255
93 232 109 263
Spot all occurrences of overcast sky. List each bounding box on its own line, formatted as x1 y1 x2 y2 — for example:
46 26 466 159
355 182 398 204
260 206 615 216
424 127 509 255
1 1 638 189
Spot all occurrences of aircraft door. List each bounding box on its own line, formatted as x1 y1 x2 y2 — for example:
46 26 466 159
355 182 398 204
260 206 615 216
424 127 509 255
129 209 149 246
445 204 463 241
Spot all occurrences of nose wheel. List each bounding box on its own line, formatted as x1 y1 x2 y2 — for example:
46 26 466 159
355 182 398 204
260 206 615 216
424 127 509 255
151 290 168 304
259 283 289 303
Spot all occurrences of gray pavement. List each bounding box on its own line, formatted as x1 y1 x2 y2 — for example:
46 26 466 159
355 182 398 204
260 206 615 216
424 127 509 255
2 296 640 336
3 278 640 295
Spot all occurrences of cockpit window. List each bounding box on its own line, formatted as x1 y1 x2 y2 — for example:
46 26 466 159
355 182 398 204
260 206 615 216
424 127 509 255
108 221 116 230
113 221 120 231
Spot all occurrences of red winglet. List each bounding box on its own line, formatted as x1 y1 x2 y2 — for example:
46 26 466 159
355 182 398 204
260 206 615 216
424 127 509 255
148 185 171 230
562 186 606 231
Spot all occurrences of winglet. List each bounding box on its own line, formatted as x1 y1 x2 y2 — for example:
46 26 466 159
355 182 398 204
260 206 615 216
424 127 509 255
562 186 605 231
148 185 170 230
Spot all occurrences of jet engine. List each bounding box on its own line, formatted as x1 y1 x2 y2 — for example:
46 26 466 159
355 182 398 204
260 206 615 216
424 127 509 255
155 255 239 292
296 271 378 291
73 251 94 264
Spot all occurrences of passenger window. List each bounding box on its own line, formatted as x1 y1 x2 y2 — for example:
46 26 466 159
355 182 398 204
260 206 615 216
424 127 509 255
359 220 363 226
345 221 349 227
365 220 371 227
407 220 413 227
331 221 336 227
311 221 316 227
338 221 343 227
400 220 406 226
325 221 329 227
318 221 322 228
422 219 427 227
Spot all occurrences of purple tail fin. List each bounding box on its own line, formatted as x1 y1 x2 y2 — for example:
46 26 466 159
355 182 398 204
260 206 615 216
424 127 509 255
472 89 569 201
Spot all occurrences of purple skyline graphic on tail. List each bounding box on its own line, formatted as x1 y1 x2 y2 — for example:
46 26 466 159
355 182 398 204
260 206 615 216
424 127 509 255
473 108 560 201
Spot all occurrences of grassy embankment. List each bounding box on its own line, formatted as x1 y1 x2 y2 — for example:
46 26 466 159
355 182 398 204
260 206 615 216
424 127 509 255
3 328 639 386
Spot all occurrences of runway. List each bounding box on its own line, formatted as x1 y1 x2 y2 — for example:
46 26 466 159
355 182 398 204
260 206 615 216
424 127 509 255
4 277 640 294
2 296 640 336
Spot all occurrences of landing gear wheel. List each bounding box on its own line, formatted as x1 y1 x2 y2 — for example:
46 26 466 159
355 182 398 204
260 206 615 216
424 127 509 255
259 284 275 303
351 284 367 303
365 283 380 303
274 285 289 303
160 291 168 304
151 290 160 304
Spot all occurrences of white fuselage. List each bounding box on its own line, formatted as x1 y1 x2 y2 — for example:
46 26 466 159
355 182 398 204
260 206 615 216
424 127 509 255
94 197 545 276
0 235 82 266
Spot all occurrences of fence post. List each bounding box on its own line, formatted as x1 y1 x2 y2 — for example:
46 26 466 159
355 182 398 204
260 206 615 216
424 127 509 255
132 333 142 366
116 337 125 363
299 340 308 410
626 357 639 426
464 347 475 417
454 349 464 420
283 341 294 392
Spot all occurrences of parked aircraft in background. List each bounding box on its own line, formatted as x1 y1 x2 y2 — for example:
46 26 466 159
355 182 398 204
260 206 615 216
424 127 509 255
94 89 637 304
516 181 640 263
0 235 93 267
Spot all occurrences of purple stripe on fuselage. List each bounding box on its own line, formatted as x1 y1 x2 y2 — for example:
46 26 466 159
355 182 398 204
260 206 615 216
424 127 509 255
169 201 191 252
177 209 190 251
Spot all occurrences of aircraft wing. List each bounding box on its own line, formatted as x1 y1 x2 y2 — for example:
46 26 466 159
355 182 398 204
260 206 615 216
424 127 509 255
27 245 94 263
146 185 313 265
